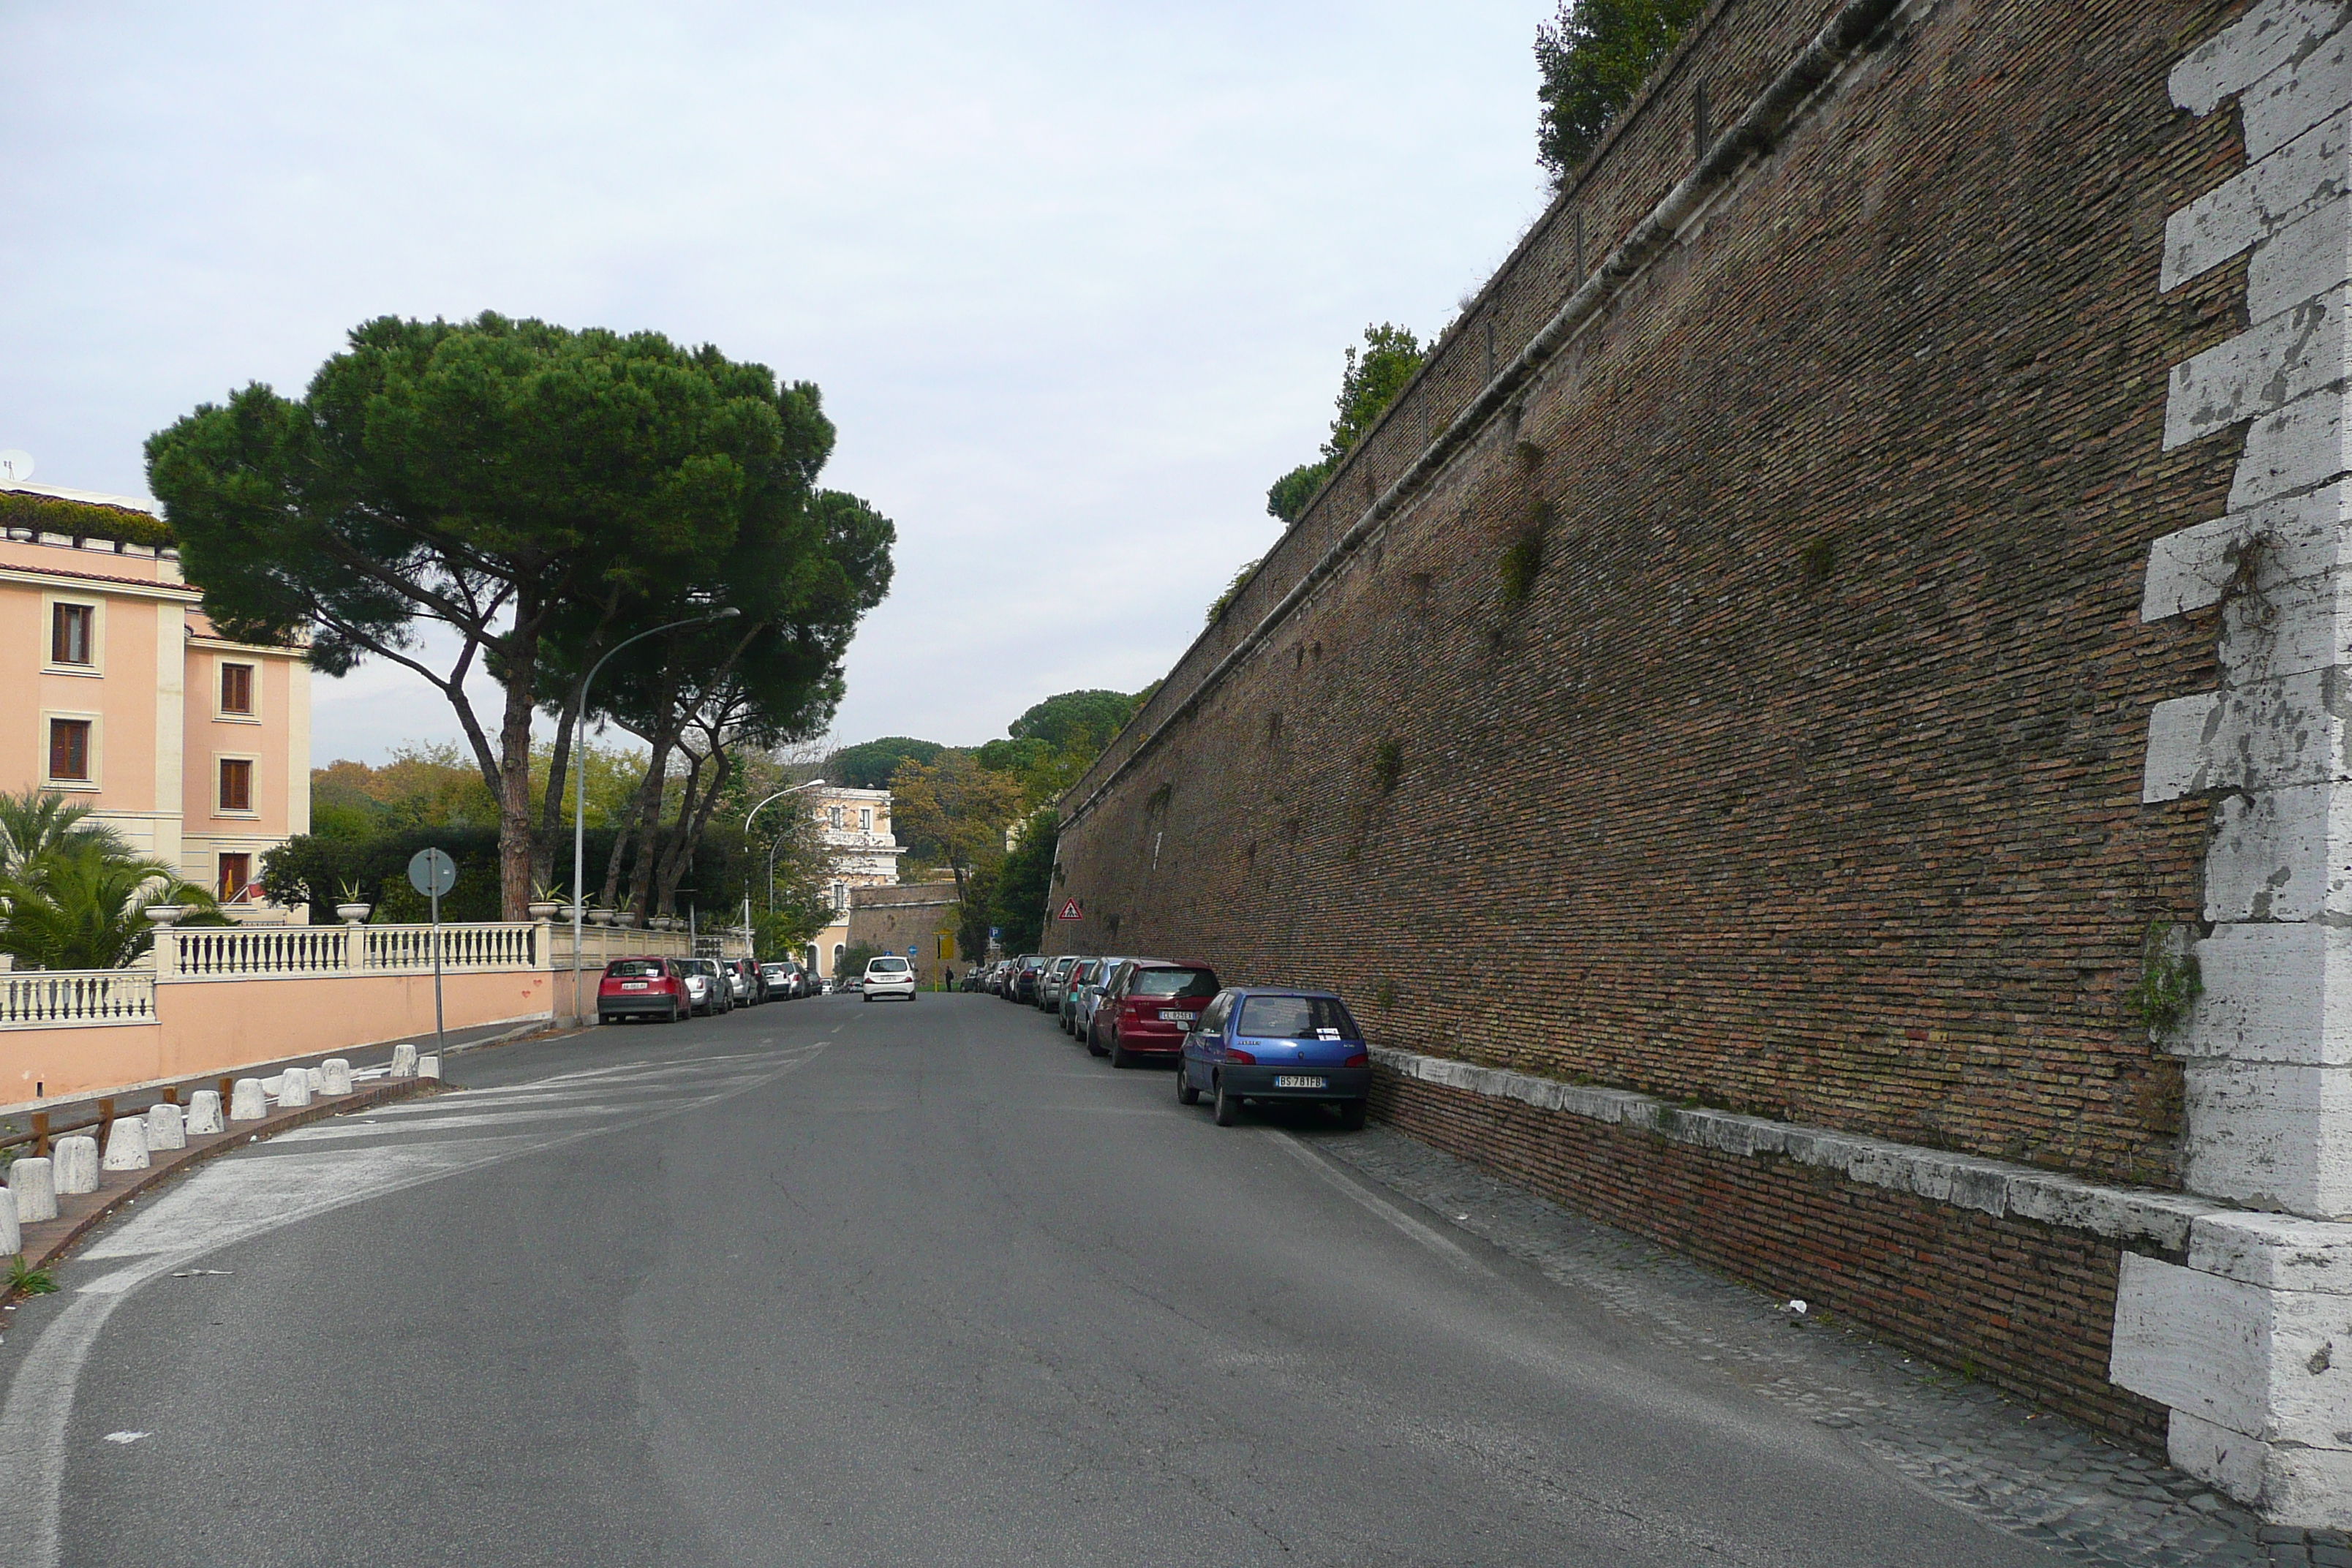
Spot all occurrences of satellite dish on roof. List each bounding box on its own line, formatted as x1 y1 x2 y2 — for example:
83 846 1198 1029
0 451 31 484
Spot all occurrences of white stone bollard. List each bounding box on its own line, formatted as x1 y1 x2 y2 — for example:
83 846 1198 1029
0 1189 17 1257
146 1101 186 1150
276 1071 312 1109
259 1074 285 1098
228 1079 267 1121
186 1090 224 1134
8 1158 56 1224
101 1117 149 1172
389 1044 418 1079
319 1058 353 1096
303 1068 325 1096
52 1135 98 1195
418 1054 441 1081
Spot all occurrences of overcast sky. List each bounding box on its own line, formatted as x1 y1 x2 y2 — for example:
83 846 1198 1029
2 0 1555 765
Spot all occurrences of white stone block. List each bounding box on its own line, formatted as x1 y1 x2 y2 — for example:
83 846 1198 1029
2141 668 2348 804
99 1118 147 1172
2204 785 2344 920
0 1192 16 1258
2182 1059 2352 1215
2170 1409 2352 1528
2179 921 2352 1063
2170 1406 2274 1503
2171 0 2352 118
258 1074 284 1098
2143 482 2352 623
2233 384 2352 508
2190 1209 2352 1294
52 1136 97 1196
228 1079 267 1121
7 1158 55 1224
145 1102 184 1151
2245 17 2352 161
388 1044 418 1079
318 1058 353 1097
418 1055 441 1081
304 1068 325 1096
184 1090 222 1135
2166 105 2352 291
2253 196 2352 321
2166 285 2351 450
276 1070 310 1109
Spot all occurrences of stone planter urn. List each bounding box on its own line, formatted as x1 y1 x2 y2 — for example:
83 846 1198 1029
586 908 613 927
145 905 186 928
614 911 640 929
334 902 372 925
527 900 562 921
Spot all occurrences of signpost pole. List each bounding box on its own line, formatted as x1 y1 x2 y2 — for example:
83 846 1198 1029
408 848 455 1062
430 863 445 1058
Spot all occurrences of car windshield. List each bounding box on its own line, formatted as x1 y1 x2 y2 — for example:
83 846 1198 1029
692 961 719 976
870 957 908 972
1237 995 1361 1040
606 960 664 979
1131 967 1218 999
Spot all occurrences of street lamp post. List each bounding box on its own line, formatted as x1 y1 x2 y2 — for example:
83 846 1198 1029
570 606 741 1024
746 777 828 916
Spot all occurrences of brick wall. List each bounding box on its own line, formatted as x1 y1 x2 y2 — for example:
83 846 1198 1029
1371 1066 2170 1443
1054 0 2257 1193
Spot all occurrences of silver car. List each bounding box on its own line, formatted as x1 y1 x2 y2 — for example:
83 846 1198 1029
1071 956 1130 1041
683 959 730 1016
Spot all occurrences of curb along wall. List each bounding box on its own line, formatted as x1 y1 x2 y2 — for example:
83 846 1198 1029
1051 0 2352 1526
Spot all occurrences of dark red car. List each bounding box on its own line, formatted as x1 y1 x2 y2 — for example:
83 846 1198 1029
598 957 690 1024
1087 960 1220 1068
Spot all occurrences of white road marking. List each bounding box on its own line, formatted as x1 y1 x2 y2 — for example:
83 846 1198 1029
100 1431 145 1445
0 1041 829 1568
1262 1131 1490 1277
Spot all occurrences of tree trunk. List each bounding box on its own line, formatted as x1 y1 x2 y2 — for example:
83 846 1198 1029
606 733 671 910
645 751 706 916
495 615 542 921
656 740 734 917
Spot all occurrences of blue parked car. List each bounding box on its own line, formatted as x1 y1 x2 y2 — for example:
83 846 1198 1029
1176 987 1371 1128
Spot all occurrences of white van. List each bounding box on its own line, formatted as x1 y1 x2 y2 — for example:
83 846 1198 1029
862 954 916 1002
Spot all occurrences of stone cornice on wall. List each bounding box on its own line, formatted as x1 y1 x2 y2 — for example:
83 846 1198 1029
1371 1045 2221 1251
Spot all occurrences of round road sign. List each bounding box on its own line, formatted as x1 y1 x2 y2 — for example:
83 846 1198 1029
407 848 457 899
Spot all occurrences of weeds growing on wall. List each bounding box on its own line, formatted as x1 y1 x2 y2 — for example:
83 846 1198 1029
1372 739 1404 794
2124 920 2202 1038
1798 535 1839 583
1500 523 1546 604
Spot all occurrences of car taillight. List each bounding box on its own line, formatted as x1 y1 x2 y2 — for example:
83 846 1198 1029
1343 1051 1368 1068
1225 1047 1256 1065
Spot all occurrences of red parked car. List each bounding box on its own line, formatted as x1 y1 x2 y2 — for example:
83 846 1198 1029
1087 960 1220 1068
598 957 690 1024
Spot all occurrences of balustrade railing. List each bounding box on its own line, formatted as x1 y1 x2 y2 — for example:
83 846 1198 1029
0 969 157 1027
154 921 546 982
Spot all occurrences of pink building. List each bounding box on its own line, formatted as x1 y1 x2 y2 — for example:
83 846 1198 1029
0 482 309 916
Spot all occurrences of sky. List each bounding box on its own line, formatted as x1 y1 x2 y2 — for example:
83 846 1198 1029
1 0 1556 766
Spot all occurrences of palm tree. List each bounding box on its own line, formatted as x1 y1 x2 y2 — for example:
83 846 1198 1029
0 813 227 971
0 786 129 874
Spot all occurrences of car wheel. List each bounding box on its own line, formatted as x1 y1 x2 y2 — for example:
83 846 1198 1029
1109 1038 1133 1069
1176 1062 1199 1106
1213 1077 1240 1126
862 993 872 1004
1338 1098 1368 1131
1085 1021 1107 1058
670 1001 684 1023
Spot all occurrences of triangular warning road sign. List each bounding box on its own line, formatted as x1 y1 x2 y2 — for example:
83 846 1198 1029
1055 897 1084 921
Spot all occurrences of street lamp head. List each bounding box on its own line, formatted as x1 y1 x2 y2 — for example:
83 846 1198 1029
709 606 742 621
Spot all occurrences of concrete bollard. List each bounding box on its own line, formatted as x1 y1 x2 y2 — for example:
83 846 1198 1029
146 1101 186 1150
276 1071 312 1109
319 1058 353 1096
419 1054 441 1081
53 1135 98 1195
389 1044 418 1079
259 1074 285 1098
0 1188 17 1257
101 1117 149 1172
8 1158 56 1224
186 1089 224 1134
228 1079 267 1121
304 1068 325 1096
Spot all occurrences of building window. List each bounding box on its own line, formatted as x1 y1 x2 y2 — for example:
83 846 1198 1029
50 603 93 666
832 881 847 912
829 805 843 828
48 718 91 782
219 758 253 813
859 807 872 832
219 853 253 902
219 662 255 715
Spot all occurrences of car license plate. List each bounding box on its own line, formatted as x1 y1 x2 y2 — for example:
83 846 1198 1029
622 981 647 990
1275 1074 1326 1089
1158 1009 1189 1022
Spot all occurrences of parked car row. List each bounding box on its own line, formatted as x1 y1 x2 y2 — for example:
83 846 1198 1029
994 951 1371 1128
596 954 821 1024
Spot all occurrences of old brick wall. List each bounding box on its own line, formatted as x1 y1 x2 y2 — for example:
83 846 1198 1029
1054 0 2257 1191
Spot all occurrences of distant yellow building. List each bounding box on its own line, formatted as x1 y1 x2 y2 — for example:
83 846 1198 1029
805 784 902 977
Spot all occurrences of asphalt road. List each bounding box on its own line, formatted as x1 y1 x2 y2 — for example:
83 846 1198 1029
0 993 2066 1567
